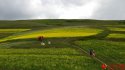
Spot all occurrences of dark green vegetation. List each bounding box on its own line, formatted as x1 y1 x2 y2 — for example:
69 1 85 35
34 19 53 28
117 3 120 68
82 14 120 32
0 19 125 70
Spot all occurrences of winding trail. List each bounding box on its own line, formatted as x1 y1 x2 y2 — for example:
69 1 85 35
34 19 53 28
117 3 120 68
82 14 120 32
72 44 113 70
69 28 113 69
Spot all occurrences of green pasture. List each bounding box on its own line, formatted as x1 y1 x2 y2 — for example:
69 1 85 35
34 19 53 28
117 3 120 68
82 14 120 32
0 48 81 55
107 33 125 39
107 27 125 31
0 29 30 39
0 29 30 33
75 40 125 64
0 55 101 70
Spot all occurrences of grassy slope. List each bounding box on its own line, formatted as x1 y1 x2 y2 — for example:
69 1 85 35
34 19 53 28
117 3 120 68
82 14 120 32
107 33 125 38
75 40 125 64
0 29 30 39
0 19 122 28
0 19 125 70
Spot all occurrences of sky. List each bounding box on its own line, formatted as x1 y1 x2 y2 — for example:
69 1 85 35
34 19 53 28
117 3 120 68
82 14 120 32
0 0 124 20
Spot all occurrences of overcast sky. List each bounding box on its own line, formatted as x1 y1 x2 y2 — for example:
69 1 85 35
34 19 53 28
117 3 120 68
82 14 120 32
0 0 124 20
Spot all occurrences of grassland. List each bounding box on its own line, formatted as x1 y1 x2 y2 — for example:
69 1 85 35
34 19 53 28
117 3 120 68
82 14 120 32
0 48 81 55
108 27 125 31
0 29 30 33
0 19 125 70
0 48 101 70
0 29 30 39
0 55 101 70
107 33 125 39
74 40 125 64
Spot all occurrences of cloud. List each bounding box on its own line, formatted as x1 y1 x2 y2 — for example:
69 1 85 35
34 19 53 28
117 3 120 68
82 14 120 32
0 0 99 20
0 0 124 20
59 0 99 19
33 0 98 19
0 0 34 20
92 0 125 20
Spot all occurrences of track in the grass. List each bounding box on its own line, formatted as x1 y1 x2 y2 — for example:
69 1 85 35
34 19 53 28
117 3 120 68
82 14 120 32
72 45 113 70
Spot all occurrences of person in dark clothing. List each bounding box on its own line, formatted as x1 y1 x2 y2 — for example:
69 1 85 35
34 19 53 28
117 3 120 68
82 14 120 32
89 49 93 56
89 49 95 56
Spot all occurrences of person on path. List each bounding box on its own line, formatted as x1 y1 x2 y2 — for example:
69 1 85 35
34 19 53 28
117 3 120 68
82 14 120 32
101 64 107 70
89 49 96 56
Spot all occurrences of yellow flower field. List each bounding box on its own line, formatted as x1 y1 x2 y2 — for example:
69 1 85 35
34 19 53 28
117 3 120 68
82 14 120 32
0 27 102 42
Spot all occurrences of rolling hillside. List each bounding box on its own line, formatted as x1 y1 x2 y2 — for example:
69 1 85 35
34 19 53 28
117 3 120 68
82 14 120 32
0 19 125 70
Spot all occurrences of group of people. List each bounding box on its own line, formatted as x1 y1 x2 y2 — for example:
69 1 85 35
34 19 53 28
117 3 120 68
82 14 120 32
89 49 108 70
37 36 108 70
38 36 96 55
38 36 51 46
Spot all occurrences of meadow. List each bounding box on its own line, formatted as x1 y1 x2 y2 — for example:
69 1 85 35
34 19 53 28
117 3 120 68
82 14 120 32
0 29 30 39
75 40 125 64
0 29 30 33
107 33 125 39
0 19 125 70
0 48 81 55
108 27 125 31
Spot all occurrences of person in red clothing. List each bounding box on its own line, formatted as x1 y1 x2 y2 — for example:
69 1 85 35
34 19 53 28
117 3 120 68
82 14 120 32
38 36 44 42
38 36 46 46
101 64 107 70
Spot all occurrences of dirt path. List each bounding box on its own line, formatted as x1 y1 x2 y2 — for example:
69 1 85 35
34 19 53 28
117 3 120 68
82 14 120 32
71 44 113 70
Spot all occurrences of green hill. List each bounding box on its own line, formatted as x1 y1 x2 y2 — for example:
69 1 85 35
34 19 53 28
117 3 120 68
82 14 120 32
0 19 125 70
